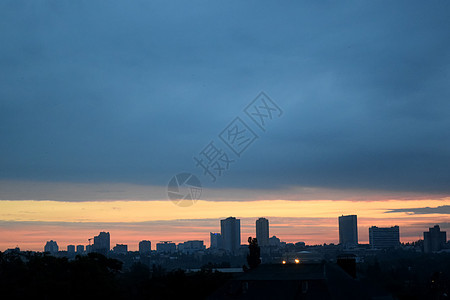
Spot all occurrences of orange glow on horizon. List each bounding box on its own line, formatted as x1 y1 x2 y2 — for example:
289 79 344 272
0 198 449 251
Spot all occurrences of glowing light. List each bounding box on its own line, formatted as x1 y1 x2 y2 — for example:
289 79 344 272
295 258 300 264
282 260 286 264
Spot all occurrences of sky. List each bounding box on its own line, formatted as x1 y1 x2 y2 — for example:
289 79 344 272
1 0 449 251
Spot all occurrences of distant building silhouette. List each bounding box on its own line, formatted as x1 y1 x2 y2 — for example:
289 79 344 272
256 217 269 246
4 247 20 254
92 232 110 255
44 240 59 254
369 226 400 249
210 232 223 250
221 217 241 254
139 240 151 255
76 245 84 254
339 215 358 248
424 225 447 253
295 241 306 248
67 245 75 254
269 235 281 247
113 244 127 255
156 241 176 253
177 240 205 254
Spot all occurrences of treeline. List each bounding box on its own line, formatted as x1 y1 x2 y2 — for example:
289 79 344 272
0 251 231 299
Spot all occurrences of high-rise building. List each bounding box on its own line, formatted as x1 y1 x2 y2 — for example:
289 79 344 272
424 225 447 253
156 241 176 253
256 217 269 246
113 244 128 255
210 233 223 249
76 245 84 254
139 240 152 255
92 231 110 255
221 217 241 254
369 226 400 249
44 240 59 254
339 215 358 248
67 245 75 254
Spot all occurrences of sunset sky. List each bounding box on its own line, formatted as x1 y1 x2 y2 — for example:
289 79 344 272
1 1 449 251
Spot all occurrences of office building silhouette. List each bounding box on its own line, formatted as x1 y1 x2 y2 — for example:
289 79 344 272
44 240 59 254
339 215 358 248
139 240 151 255
424 225 447 253
369 226 400 249
221 217 241 254
92 231 110 255
256 217 269 246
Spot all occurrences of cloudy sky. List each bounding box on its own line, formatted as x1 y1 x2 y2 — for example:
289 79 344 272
1 0 449 250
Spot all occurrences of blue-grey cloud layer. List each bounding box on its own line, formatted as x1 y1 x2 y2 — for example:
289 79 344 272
1 1 450 194
386 205 450 215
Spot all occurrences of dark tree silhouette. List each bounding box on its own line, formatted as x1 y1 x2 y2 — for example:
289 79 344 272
247 237 261 269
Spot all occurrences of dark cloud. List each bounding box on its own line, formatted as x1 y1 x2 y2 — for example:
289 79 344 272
1 1 450 196
385 205 450 215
